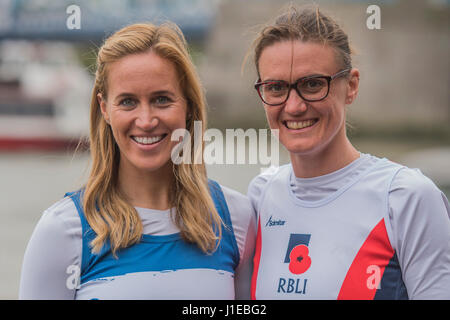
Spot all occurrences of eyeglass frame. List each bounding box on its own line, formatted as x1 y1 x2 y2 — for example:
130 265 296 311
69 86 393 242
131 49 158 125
254 68 351 106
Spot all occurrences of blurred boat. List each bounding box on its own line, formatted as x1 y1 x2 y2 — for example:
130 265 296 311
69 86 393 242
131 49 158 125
0 0 219 152
0 40 91 151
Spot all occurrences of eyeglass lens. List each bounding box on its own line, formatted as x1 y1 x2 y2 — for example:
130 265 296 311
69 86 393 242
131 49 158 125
259 77 329 104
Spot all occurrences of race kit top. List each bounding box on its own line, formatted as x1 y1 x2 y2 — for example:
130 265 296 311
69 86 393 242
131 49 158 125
248 154 450 300
20 180 256 299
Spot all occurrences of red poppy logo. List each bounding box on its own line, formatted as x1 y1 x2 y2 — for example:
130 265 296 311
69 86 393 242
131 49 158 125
289 244 312 274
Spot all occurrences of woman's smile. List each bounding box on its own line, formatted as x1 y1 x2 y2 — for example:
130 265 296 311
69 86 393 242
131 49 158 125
283 118 319 130
131 134 168 147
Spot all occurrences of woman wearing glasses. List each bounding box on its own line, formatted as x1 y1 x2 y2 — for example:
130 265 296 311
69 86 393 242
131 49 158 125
247 6 450 300
19 22 255 299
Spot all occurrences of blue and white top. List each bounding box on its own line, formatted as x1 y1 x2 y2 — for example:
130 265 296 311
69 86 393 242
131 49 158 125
19 180 256 300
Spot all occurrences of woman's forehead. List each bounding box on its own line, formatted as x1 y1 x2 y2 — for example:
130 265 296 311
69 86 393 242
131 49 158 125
106 51 180 94
258 40 338 80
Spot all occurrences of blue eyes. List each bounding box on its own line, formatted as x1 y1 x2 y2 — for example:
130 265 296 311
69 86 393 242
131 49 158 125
118 96 172 108
154 96 170 105
119 98 136 107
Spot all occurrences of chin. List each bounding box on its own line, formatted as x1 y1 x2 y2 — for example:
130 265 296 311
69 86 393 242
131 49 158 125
125 155 173 174
287 147 315 156
282 138 316 155
143 161 172 173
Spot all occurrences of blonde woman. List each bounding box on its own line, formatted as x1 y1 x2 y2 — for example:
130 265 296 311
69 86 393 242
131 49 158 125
19 22 255 299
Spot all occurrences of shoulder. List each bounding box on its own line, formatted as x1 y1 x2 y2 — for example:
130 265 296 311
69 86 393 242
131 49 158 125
359 155 441 199
218 184 256 257
247 165 289 214
39 195 82 238
19 195 82 299
387 165 449 240
248 165 285 191
25 196 81 254
46 195 79 216
219 184 253 226
390 166 443 200
220 184 250 204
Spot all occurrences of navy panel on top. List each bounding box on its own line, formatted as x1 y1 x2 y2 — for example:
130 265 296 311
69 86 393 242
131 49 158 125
374 252 409 300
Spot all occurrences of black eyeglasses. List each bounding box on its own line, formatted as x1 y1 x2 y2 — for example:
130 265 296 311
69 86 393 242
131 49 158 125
254 68 351 106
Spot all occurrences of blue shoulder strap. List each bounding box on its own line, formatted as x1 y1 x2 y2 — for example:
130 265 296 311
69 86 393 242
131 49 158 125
207 179 240 267
64 189 95 273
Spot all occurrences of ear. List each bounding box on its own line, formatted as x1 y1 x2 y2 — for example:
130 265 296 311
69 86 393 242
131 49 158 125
97 93 110 124
345 68 360 104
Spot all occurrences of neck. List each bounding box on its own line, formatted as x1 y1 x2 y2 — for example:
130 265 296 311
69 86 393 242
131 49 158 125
118 160 174 210
290 135 359 178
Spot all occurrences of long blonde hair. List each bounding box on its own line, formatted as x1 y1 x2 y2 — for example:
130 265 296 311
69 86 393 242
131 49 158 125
83 22 222 255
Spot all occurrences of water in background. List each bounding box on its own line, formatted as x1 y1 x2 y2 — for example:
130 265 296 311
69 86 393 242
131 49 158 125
1 143 449 299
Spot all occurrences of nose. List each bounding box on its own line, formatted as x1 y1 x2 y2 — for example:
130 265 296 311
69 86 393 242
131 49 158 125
284 87 307 115
135 105 159 131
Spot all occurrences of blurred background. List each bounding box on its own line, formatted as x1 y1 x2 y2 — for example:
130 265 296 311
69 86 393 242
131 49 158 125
0 0 449 299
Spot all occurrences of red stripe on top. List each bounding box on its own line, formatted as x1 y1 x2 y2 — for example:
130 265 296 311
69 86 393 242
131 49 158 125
251 219 262 300
337 218 395 300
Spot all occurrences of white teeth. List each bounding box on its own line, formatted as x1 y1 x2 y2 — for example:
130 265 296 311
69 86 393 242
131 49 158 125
286 120 316 130
132 135 164 145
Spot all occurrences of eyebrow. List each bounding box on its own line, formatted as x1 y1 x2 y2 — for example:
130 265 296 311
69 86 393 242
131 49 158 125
298 73 327 80
113 90 176 101
151 90 176 97
114 92 136 100
261 74 327 83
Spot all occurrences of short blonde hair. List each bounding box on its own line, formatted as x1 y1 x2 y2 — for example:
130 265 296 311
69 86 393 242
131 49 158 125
248 4 353 77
